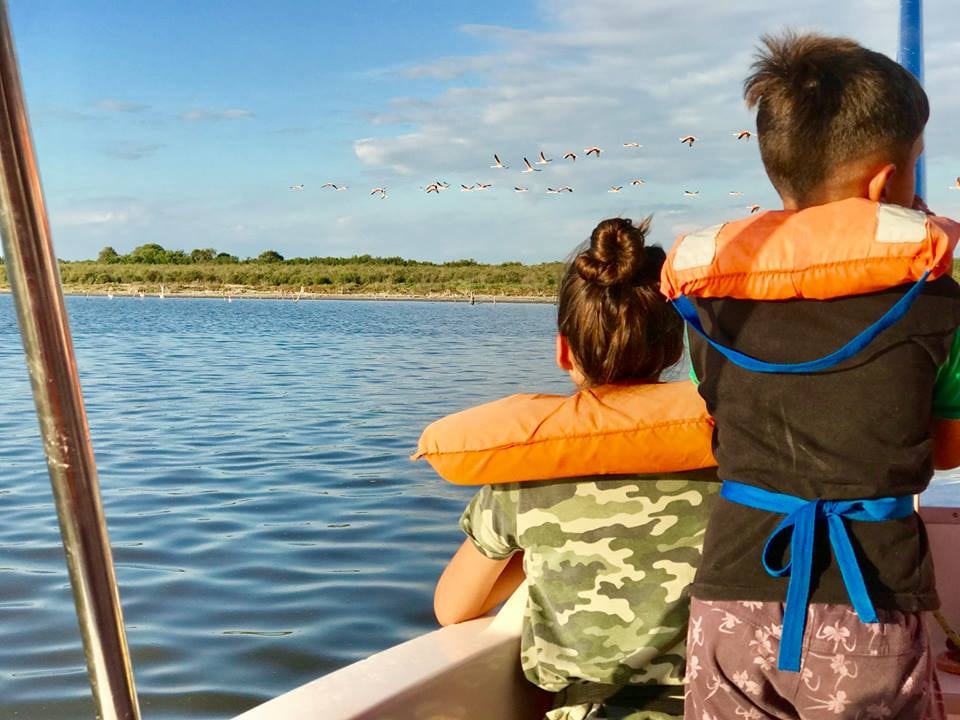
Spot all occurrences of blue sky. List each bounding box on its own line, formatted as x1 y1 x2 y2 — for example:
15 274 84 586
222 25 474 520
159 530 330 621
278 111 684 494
9 0 960 262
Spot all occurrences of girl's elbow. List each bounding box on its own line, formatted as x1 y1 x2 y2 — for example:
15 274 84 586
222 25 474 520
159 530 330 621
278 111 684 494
433 596 470 626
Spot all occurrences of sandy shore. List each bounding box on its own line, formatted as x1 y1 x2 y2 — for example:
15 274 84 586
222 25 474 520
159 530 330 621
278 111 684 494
1 287 557 305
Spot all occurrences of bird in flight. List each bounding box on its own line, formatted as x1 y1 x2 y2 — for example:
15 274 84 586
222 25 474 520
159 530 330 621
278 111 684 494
679 136 698 147
370 187 387 199
476 183 492 191
748 204 761 213
734 130 753 141
461 184 475 192
728 190 744 197
631 179 645 186
584 146 602 158
623 142 642 148
514 186 529 193
609 186 623 193
424 183 440 194
536 151 552 165
491 154 508 169
290 184 305 191
522 157 541 173
950 177 960 190
683 190 700 198
547 186 574 194
563 152 576 162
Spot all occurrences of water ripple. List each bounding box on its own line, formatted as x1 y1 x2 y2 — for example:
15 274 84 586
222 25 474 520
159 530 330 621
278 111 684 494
0 295 955 719
0 296 570 719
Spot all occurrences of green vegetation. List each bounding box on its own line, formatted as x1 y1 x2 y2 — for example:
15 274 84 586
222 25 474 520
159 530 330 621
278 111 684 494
0 243 564 297
10 242 955 298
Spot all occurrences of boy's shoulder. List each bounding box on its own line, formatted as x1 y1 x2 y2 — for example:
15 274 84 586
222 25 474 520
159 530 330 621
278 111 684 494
662 200 959 303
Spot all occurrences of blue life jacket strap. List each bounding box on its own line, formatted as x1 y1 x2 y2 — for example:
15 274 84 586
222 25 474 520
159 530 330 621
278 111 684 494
719 480 914 672
671 271 930 374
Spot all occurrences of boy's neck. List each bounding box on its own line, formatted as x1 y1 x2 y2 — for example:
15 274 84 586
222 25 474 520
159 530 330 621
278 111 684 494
781 183 870 211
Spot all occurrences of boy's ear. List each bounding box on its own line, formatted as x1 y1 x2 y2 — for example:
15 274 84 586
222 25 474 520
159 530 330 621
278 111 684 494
555 334 575 371
867 163 897 202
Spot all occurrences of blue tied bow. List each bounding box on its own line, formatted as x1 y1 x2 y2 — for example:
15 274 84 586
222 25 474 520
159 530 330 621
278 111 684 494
720 480 914 672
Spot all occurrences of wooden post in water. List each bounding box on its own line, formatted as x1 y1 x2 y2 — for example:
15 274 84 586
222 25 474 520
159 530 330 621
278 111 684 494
0 2 141 718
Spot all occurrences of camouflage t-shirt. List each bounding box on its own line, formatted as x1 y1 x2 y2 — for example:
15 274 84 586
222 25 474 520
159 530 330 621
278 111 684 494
460 470 719 720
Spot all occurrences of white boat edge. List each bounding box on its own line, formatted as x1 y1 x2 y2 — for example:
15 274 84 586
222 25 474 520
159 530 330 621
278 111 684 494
236 507 960 720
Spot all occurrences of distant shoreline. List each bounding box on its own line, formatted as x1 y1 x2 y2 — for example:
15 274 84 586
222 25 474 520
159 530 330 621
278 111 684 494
0 256 565 302
0 287 557 305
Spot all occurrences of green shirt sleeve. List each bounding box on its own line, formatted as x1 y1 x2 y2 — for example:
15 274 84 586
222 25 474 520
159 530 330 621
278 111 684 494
459 485 520 560
933 328 960 420
689 364 700 386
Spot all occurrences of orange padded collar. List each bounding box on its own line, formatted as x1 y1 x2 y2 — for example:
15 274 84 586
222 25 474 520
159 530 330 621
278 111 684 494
414 381 715 486
661 199 959 301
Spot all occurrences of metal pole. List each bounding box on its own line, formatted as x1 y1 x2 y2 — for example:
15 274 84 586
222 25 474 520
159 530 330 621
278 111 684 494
898 0 925 198
0 3 140 719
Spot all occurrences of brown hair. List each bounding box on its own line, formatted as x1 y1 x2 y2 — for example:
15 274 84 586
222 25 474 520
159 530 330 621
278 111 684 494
557 217 683 387
745 30 928 202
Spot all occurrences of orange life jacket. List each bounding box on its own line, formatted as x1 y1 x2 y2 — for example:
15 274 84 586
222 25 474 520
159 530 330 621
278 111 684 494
660 198 960 301
413 381 716 486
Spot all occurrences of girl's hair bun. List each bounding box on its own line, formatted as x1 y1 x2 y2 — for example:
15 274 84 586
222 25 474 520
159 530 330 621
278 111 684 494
557 214 682 386
574 216 660 288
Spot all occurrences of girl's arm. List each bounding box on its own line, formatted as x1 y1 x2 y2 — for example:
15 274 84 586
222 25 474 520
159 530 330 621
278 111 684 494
434 540 525 626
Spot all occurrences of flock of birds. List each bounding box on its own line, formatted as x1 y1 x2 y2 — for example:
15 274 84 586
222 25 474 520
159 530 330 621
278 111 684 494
289 132 960 216
288 131 769 214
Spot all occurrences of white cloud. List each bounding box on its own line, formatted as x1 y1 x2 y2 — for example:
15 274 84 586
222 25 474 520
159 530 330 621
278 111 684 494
182 108 254 121
57 211 126 226
96 99 150 113
52 199 153 230
348 0 960 261
102 141 165 160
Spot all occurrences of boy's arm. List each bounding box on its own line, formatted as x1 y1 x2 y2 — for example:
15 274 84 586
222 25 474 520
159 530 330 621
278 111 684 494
434 484 524 626
933 421 960 470
933 328 960 470
434 542 524 626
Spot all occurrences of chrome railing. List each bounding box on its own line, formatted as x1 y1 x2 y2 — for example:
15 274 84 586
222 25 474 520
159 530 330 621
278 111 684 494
0 1 140 718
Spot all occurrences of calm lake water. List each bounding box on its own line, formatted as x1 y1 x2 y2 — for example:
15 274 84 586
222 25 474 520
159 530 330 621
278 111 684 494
1 295 957 719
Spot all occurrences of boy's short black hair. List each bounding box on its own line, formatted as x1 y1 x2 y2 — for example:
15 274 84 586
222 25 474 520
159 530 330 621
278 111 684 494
745 30 929 201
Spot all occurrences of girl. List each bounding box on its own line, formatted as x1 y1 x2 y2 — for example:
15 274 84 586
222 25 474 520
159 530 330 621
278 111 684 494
432 217 719 720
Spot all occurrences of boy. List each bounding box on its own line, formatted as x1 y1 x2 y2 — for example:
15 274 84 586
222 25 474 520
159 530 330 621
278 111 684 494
676 31 960 718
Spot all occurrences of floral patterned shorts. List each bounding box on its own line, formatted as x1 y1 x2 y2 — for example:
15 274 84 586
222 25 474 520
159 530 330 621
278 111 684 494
684 598 944 719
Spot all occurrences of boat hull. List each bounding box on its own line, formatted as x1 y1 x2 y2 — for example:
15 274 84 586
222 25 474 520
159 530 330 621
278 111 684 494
237 508 960 719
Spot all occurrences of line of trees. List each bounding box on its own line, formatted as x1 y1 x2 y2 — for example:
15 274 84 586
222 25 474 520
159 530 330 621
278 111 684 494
94 244 489 268
48 261 561 293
